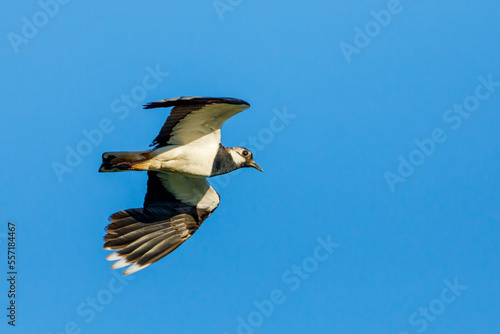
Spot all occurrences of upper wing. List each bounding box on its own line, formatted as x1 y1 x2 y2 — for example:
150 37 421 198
103 171 220 275
144 96 250 147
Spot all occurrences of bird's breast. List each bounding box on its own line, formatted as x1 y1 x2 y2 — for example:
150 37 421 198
151 144 218 177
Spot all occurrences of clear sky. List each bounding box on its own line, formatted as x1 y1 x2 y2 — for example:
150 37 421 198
1 1 499 333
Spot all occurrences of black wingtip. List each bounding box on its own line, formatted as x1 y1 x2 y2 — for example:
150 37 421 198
143 102 161 109
143 96 250 110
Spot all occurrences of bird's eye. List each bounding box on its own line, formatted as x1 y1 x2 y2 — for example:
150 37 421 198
242 150 249 157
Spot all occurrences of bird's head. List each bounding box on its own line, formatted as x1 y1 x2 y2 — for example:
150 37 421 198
230 147 263 172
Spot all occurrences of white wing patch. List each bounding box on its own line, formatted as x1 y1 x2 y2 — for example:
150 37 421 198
157 173 220 211
167 103 249 146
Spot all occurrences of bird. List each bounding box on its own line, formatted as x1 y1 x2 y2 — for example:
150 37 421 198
99 96 263 275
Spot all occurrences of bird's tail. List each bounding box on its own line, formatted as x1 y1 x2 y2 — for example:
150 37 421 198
99 150 152 172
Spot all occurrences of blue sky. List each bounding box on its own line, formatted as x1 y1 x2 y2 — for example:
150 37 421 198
1 0 499 333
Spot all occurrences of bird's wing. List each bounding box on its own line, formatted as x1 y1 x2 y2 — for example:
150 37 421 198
104 171 220 275
144 96 250 147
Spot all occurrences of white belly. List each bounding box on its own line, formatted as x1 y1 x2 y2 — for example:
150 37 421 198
150 143 217 177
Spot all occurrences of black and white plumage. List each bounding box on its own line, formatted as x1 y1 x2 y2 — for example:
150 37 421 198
99 97 262 275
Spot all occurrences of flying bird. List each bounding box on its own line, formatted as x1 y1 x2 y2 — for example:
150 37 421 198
99 96 262 275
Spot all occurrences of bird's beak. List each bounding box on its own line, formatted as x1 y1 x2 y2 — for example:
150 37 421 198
249 161 264 172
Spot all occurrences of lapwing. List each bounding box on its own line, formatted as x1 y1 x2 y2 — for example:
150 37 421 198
99 96 263 275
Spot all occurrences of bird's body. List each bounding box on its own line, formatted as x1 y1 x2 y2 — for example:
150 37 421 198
99 96 262 275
